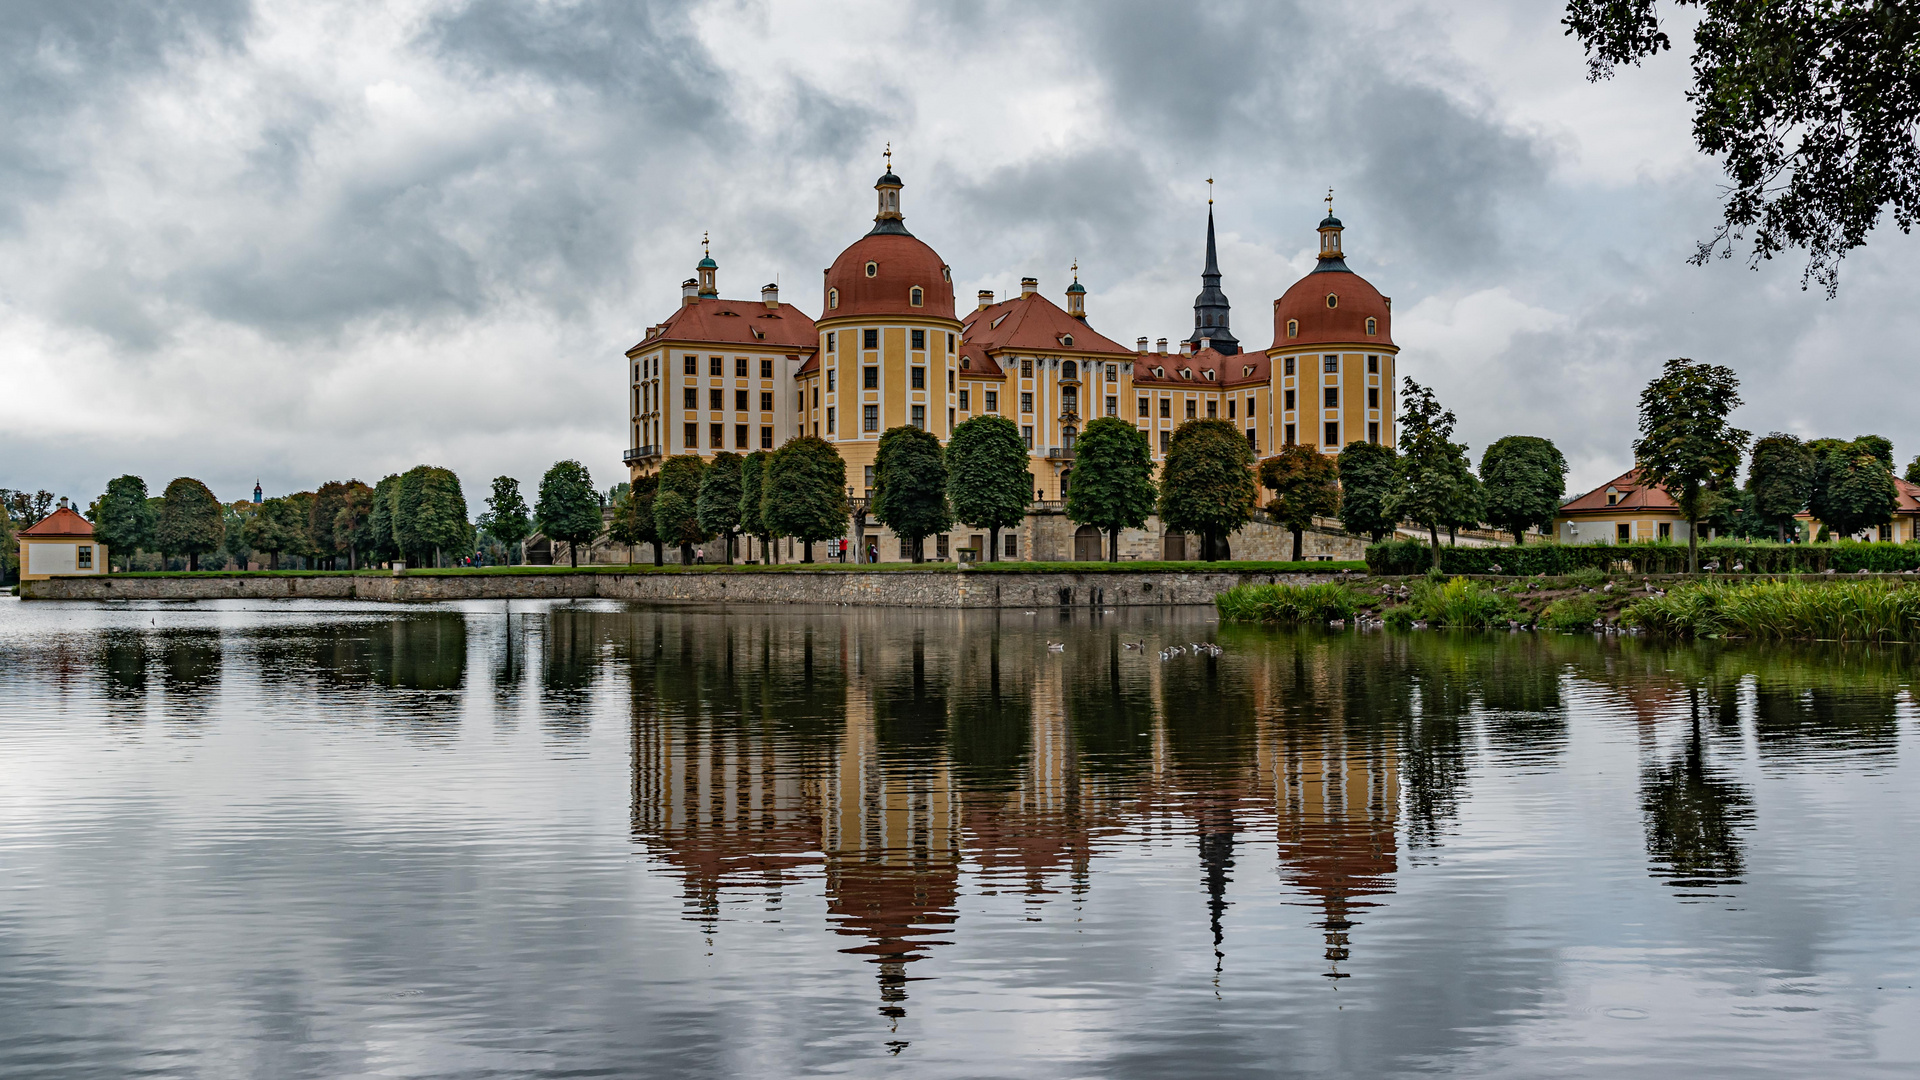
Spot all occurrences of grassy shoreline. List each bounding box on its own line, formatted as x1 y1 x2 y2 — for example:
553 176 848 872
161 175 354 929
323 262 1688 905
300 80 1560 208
98 559 1369 579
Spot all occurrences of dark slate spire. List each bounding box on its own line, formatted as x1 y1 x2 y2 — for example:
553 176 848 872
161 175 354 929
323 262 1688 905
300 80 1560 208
1187 205 1239 355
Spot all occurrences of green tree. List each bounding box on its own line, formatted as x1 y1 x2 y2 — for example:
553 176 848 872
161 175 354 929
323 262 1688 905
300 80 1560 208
1337 441 1401 542
1747 433 1817 542
1395 379 1477 570
1810 438 1898 539
1633 357 1750 572
608 475 661 565
1158 419 1256 561
1479 436 1567 544
653 455 710 563
478 476 531 565
243 496 297 569
763 436 848 563
738 451 772 563
1565 0 1920 295
947 415 1033 562
90 475 156 571
1258 443 1341 562
393 466 469 568
366 475 402 566
221 502 255 570
1904 455 1920 485
1064 417 1157 561
871 426 952 563
536 460 602 568
1445 467 1487 546
310 482 356 570
155 477 224 571
696 452 745 564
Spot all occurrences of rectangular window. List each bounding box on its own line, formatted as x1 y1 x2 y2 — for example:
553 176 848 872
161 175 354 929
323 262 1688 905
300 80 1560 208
1618 523 1633 542
863 328 878 350
959 390 970 410
684 388 697 410
1367 387 1379 410
711 388 724 410
1368 421 1379 444
1285 423 1296 445
911 366 926 389
761 426 773 448
762 391 774 411
1879 523 1894 541
1063 387 1077 411
684 355 698 375
826 332 836 353
735 424 748 448
948 407 955 429
936 534 949 559
1227 399 1235 419
900 535 914 558
985 390 998 412
812 387 819 407
1246 397 1256 418
735 389 749 411
948 370 955 392
827 407 836 433
1246 429 1257 452
1367 355 1379 374
1323 355 1338 373
911 329 925 351
1206 399 1217 418
865 465 875 492
1324 387 1339 409
735 357 748 377
1284 356 1295 376
1160 398 1171 419
77 545 92 569
864 367 879 389
1324 422 1339 446
947 333 955 352
712 423 724 447
1106 395 1117 417
863 404 879 432
827 370 836 391
1159 430 1170 453
1138 396 1149 417
1022 425 1033 448
1106 366 1117 383
1021 359 1032 378
912 404 926 429
1185 400 1196 419
711 356 724 376
1004 533 1018 557
685 422 698 447
1020 392 1033 413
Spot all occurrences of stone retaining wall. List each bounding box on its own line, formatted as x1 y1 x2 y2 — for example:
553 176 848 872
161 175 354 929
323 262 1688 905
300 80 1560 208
21 569 1353 607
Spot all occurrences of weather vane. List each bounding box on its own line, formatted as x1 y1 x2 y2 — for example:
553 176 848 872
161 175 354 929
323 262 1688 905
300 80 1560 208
1071 258 1079 282
702 230 710 257
1207 177 1214 205
884 142 892 170
1326 187 1334 215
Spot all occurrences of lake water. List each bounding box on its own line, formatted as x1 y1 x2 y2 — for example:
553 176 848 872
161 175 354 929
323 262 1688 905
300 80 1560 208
2 597 1917 1078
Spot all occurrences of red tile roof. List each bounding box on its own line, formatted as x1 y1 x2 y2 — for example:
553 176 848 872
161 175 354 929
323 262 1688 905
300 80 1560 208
1130 345 1269 389
1558 468 1680 515
959 290 1134 361
1896 475 1920 514
823 232 955 320
1273 267 1394 349
19 506 94 537
628 299 817 354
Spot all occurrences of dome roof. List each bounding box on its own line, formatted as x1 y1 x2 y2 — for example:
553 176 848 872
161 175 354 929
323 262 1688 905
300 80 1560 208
1273 265 1393 349
823 232 954 320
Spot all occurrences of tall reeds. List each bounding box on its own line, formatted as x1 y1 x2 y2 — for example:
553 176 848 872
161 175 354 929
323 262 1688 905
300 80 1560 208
1216 582 1365 624
1622 580 1920 641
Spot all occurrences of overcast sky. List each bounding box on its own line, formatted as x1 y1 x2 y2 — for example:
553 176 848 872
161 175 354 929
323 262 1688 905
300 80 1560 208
4 0 1915 507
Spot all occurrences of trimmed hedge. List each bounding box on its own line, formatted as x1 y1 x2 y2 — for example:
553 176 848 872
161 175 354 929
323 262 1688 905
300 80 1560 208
1365 538 1920 576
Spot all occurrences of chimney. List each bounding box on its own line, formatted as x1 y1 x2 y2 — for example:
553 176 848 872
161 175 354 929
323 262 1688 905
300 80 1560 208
1136 337 1149 352
1156 338 1168 355
762 283 779 308
1182 340 1194 356
978 290 994 310
1020 277 1037 298
682 278 699 305
1200 336 1212 352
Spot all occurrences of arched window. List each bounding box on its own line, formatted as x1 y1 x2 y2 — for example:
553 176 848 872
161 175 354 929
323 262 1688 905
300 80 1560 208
1326 294 1338 309
1366 317 1377 335
1062 334 1074 347
910 286 923 306
865 261 878 278
1287 319 1298 338
1062 360 1077 379
942 265 951 282
960 356 971 370
828 288 839 309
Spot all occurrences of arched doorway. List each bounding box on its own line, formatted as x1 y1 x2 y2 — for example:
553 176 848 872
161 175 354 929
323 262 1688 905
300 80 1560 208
1073 524 1103 561
1163 532 1187 560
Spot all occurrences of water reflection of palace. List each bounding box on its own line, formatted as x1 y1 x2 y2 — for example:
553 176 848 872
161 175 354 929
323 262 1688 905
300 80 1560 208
626 614 1410 1009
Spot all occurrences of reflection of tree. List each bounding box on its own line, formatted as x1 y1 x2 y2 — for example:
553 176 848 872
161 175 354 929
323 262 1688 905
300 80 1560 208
98 630 148 710
1642 693 1754 894
160 630 221 721
541 608 600 737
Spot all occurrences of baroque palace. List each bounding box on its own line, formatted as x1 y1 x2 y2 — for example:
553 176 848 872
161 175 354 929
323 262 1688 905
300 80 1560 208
624 157 1399 561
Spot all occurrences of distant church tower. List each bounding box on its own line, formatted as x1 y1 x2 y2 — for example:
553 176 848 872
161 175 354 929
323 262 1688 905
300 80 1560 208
1186 184 1238 356
252 480 262 504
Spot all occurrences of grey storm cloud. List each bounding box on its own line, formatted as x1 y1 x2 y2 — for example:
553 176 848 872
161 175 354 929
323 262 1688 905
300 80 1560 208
1 0 1914 507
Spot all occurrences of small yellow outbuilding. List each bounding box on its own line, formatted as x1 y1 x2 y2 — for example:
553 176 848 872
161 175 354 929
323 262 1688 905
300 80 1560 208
17 505 107 581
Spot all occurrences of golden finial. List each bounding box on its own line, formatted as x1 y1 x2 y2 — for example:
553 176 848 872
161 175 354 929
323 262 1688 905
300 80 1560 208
1207 177 1214 205
884 142 892 171
702 230 709 257
1071 258 1079 282
1325 187 1334 216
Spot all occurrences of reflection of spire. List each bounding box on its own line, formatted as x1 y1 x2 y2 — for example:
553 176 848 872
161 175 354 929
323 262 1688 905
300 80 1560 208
1199 821 1235 973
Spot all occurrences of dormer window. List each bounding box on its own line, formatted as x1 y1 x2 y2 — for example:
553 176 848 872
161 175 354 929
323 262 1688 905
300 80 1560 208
1061 334 1074 347
1153 366 1164 378
829 288 839 309
961 356 971 370
910 286 923 306
1326 294 1338 309
991 313 1009 329
865 261 878 277
1243 365 1255 377
942 266 951 282
1606 487 1620 505
1204 369 1215 382
1366 317 1377 335
1287 319 1298 338
1180 368 1192 380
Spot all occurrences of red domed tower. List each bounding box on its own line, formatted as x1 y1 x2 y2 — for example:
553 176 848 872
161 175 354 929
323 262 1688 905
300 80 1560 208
1267 198 1398 455
800 150 962 498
